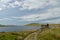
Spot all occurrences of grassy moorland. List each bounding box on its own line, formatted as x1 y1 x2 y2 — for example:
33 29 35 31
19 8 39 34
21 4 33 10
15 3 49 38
24 28 60 40
38 28 60 40
0 30 36 40
0 23 60 40
0 28 60 40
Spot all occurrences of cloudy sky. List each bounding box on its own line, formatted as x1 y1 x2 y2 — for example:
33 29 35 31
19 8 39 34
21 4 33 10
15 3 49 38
0 0 60 25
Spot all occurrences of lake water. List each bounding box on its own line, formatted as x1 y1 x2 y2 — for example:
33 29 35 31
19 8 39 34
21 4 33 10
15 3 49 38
0 26 41 32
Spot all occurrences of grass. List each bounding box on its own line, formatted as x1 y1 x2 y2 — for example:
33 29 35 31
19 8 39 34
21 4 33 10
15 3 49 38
0 28 60 40
24 28 60 40
0 30 36 40
24 23 41 26
38 28 60 40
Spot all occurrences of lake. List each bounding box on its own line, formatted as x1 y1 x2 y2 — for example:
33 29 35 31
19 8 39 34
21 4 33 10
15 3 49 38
0 26 41 32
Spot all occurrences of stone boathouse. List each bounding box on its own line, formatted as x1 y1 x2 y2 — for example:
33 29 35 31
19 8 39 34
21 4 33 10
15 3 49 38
41 24 49 29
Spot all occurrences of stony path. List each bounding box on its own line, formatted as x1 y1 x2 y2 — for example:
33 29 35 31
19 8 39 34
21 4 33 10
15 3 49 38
24 31 39 40
24 33 35 40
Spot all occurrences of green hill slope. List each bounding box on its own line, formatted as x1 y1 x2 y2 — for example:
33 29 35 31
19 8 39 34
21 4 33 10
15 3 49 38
24 23 41 26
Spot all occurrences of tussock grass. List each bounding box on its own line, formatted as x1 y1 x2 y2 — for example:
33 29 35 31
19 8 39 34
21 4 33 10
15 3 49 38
0 31 35 40
0 28 60 40
38 28 60 40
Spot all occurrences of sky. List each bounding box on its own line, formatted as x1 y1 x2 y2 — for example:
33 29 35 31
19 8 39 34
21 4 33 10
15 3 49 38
0 0 60 25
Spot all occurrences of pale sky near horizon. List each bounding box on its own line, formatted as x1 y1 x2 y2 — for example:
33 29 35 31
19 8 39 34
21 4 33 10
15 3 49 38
0 0 60 25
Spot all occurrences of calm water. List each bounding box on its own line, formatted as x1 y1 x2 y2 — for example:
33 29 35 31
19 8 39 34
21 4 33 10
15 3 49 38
0 26 41 32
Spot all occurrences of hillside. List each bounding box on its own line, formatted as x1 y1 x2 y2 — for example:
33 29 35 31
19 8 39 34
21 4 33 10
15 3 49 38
24 23 41 26
0 28 60 40
24 28 60 40
49 24 60 27
0 24 6 27
38 28 60 40
24 23 60 27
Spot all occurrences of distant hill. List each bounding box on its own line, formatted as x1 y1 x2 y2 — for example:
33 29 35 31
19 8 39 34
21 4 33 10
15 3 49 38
0 24 17 27
24 23 41 26
25 23 60 27
0 24 6 27
49 24 60 27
